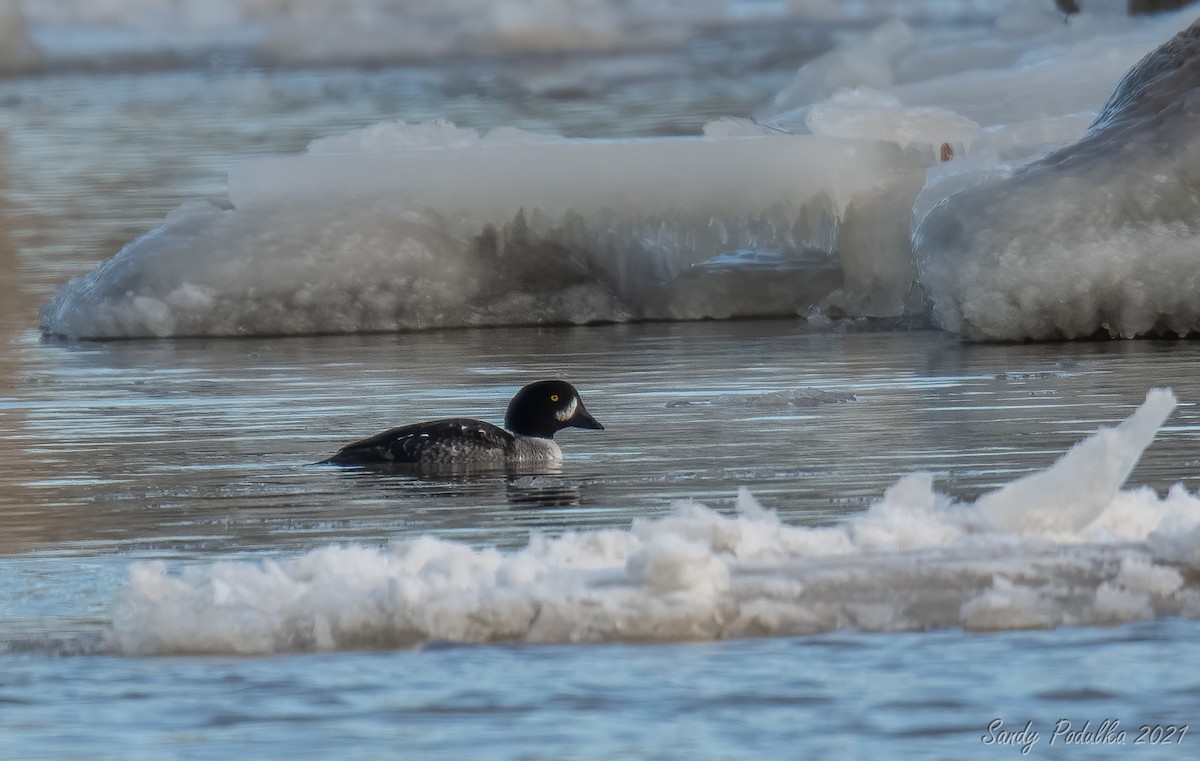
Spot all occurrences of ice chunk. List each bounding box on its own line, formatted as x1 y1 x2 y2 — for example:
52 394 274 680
305 120 566 154
759 9 1167 134
41 127 926 338
915 18 1200 341
978 388 1176 535
746 6 1200 327
802 88 981 151
761 19 916 117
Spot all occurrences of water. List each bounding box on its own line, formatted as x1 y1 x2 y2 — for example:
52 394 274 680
4 624 1197 760
4 8 1200 760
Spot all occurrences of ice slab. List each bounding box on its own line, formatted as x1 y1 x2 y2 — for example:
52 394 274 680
40 130 926 339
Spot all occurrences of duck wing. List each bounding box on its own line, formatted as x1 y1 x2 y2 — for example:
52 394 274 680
320 418 515 465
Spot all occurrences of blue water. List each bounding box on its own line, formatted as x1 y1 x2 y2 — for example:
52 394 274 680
4 622 1197 760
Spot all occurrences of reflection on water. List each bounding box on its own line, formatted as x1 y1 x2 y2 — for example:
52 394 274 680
326 463 585 509
506 475 585 508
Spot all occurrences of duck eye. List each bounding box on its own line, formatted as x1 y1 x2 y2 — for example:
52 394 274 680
550 394 559 402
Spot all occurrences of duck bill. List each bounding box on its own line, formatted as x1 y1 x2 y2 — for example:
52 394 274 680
570 405 604 430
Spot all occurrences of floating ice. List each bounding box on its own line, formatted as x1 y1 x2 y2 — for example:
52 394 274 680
766 3 1196 130
109 389 1200 655
40 127 925 338
802 88 981 152
977 387 1176 535
763 6 1200 338
36 3 1200 340
916 17 1200 341
758 4 1200 341
761 18 918 113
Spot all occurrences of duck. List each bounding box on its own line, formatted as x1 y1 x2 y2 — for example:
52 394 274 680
319 379 603 467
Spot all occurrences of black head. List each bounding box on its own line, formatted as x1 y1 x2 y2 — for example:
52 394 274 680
504 380 604 438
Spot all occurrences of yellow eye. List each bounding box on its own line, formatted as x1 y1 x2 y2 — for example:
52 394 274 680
550 394 559 402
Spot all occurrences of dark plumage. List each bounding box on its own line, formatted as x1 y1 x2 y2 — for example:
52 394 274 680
319 380 603 466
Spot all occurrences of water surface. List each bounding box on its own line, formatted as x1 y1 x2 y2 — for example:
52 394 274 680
2 31 1199 760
